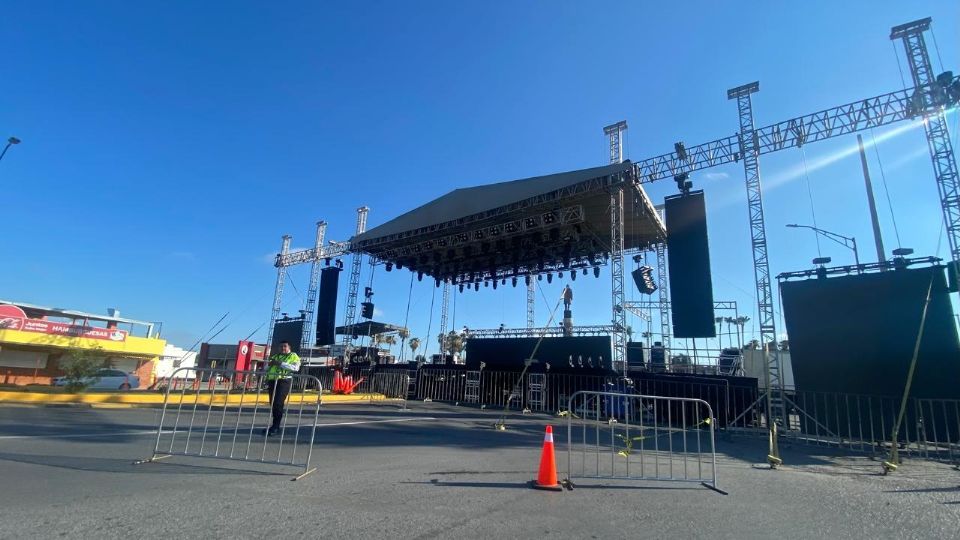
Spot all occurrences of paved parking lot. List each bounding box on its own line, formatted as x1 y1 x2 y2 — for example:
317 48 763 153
0 402 958 539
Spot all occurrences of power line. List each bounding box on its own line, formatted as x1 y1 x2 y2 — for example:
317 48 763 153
869 127 903 249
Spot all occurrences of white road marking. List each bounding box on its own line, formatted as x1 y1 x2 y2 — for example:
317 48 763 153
313 417 436 427
0 429 165 440
0 418 436 440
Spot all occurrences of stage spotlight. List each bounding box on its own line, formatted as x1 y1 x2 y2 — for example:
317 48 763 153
336 259 344 269
501 278 506 285
474 282 480 291
484 281 489 287
417 271 423 281
547 273 553 284
558 271 564 278
459 283 464 293
385 262 393 272
324 257 331 266
525 275 532 286
492 280 498 290
435 278 441 287
511 277 518 287
594 267 601 278
537 274 543 281
396 261 403 270
571 271 576 281
582 267 588 276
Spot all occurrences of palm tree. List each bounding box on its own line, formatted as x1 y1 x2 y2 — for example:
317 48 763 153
397 327 410 361
748 339 760 350
641 331 653 348
446 331 465 361
380 334 398 357
625 325 634 343
714 317 724 347
723 317 736 349
735 316 750 349
408 337 421 362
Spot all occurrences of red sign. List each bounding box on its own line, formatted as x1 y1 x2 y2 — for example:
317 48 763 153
0 306 128 343
235 340 255 372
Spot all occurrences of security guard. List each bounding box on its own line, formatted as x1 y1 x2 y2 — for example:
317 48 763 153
264 341 301 436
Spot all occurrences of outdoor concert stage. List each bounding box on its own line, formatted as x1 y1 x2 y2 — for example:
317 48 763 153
351 161 665 285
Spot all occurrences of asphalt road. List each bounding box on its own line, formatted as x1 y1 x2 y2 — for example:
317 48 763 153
0 402 958 539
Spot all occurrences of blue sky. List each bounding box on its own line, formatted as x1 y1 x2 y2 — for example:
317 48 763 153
2 1 957 356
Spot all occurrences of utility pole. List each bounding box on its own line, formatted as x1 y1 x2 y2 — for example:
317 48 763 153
857 134 887 266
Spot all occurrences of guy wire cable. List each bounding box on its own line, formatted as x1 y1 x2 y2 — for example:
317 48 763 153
494 284 564 430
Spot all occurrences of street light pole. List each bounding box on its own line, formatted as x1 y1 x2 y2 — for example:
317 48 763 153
786 224 860 266
0 137 21 162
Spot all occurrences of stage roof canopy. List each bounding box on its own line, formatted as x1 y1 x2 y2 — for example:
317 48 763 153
352 161 665 285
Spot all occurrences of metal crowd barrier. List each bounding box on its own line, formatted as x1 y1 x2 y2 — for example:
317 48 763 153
136 367 322 480
416 369 468 402
368 371 411 410
565 391 721 491
777 391 960 463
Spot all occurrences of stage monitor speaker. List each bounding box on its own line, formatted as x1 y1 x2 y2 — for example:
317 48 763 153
272 317 305 355
315 267 341 346
664 190 716 338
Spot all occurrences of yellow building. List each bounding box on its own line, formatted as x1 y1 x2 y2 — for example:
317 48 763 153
0 301 166 388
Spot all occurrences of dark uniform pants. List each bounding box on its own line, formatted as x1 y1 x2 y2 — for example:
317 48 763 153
267 378 292 430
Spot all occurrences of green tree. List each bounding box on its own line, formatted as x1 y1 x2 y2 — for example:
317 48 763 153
60 348 110 392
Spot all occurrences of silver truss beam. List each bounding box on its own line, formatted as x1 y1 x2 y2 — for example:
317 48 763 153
891 18 960 276
275 240 350 268
439 281 451 341
625 300 738 311
605 121 629 376
340 207 369 363
266 235 292 351
526 279 535 328
299 221 327 351
466 325 616 339
654 207 671 354
728 81 784 427
604 120 628 165
634 77 959 184
609 186 627 375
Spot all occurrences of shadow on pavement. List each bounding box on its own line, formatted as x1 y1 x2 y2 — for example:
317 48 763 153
0 451 289 477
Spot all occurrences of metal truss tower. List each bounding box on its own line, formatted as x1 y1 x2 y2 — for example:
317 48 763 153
340 207 369 362
605 121 629 376
609 186 627 375
654 207 671 353
604 121 628 165
526 280 535 329
299 221 327 352
728 81 784 426
891 18 960 275
266 235 292 351
439 282 451 347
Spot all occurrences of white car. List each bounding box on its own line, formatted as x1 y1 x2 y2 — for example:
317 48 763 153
53 369 140 391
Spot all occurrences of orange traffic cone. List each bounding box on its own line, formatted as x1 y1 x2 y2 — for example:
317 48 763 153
531 425 564 491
